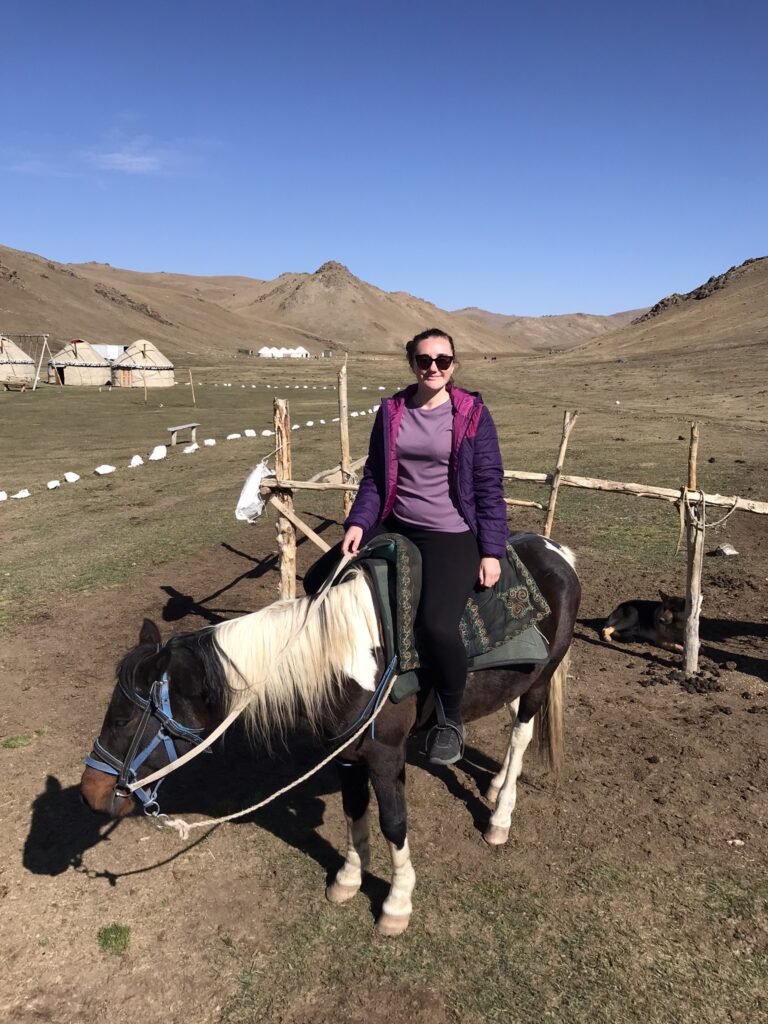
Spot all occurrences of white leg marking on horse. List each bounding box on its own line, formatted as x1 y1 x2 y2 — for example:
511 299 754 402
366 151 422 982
485 715 534 845
327 811 370 903
486 699 519 803
377 838 416 936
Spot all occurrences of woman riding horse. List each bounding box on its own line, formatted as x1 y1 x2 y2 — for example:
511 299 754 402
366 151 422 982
312 327 507 767
80 537 580 936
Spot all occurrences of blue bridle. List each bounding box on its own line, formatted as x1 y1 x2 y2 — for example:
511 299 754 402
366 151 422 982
85 672 209 815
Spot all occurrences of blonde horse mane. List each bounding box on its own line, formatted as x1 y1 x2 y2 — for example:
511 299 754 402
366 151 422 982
212 571 380 742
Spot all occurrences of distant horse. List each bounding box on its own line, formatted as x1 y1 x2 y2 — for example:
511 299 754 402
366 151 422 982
81 533 580 936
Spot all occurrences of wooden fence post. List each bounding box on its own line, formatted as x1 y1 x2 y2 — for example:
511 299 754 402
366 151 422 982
274 398 296 599
338 357 353 518
544 410 578 538
684 422 705 678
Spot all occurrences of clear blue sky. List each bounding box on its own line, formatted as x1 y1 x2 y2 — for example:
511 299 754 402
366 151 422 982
3 1 766 315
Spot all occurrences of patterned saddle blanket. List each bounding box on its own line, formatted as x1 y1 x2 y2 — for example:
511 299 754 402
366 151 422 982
336 532 552 702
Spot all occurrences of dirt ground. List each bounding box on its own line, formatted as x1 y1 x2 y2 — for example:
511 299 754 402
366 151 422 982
1 507 766 1024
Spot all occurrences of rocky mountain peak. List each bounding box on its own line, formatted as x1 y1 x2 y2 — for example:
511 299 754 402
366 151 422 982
632 256 767 324
313 260 356 285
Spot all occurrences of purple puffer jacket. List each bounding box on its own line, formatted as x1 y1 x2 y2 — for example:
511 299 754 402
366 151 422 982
344 383 508 557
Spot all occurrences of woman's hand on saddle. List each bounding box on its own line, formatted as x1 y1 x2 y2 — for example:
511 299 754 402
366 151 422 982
341 525 364 557
478 556 501 588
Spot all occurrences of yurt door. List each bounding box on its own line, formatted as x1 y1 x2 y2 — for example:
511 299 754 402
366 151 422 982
120 369 131 387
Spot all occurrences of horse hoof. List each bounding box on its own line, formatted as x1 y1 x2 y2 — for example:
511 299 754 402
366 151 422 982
484 824 510 846
326 882 360 904
376 913 410 937
485 784 500 803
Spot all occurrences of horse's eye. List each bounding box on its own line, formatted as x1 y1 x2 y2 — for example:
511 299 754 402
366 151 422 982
113 717 132 729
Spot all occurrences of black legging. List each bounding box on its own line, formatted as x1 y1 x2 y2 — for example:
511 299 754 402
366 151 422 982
391 518 480 721
304 518 480 721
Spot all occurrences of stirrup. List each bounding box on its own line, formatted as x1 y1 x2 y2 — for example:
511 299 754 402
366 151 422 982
425 695 465 765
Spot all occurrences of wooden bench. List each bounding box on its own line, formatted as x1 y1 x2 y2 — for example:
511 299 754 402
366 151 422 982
167 422 200 446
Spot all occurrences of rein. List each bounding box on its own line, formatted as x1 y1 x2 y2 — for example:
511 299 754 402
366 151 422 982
86 551 383 824
159 653 399 840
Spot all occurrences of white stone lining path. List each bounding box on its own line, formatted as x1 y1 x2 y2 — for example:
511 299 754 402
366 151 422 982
0 384 388 503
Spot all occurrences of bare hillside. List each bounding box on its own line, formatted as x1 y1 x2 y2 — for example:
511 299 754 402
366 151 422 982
454 306 645 352
227 260 526 353
0 246 319 365
565 256 768 361
1 245 638 363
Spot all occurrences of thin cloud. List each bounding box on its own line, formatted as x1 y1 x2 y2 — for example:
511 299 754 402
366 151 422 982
90 150 164 174
85 136 172 175
3 133 218 181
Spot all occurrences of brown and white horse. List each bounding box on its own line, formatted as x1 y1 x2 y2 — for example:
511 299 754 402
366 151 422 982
80 533 580 936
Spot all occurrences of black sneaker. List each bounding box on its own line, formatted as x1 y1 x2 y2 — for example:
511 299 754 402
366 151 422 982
426 720 465 766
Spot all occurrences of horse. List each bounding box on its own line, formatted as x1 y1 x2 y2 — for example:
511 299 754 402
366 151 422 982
80 533 580 937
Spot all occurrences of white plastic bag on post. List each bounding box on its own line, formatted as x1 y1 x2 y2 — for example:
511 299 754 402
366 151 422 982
235 461 276 522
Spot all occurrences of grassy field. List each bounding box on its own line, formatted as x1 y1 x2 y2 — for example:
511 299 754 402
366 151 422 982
2 348 767 1024
217 853 767 1024
2 349 767 633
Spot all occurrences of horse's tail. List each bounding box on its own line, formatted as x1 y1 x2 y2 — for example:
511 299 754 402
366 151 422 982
535 648 569 774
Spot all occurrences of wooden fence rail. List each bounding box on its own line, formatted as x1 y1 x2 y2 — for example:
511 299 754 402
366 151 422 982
260 382 766 681
259 473 768 517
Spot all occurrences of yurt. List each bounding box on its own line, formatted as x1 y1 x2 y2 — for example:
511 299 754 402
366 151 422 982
111 339 175 388
0 335 35 384
48 339 111 386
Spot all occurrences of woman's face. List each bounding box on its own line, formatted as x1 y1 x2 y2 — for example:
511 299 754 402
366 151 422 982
410 336 455 394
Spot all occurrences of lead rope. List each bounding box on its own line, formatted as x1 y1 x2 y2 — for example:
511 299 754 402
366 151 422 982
160 664 399 840
127 552 354 798
123 551 396 840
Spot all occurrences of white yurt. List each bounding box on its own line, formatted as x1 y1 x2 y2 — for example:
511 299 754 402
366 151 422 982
111 339 175 388
0 336 35 384
257 345 309 358
48 339 111 386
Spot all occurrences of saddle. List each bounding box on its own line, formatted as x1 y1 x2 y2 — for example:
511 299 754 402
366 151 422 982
334 532 551 702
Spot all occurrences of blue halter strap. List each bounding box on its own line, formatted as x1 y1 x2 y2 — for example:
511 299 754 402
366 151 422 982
85 672 208 815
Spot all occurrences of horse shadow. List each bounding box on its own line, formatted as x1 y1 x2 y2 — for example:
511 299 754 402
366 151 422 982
24 725 505 919
23 728 391 922
24 775 116 877
406 736 501 835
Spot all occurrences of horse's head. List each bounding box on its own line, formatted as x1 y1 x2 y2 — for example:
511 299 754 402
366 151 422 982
80 619 218 818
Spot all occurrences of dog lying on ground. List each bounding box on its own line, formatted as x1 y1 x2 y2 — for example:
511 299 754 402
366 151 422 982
602 592 686 652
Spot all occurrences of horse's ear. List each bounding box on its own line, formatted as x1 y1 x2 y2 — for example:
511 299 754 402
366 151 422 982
139 618 162 646
658 590 669 603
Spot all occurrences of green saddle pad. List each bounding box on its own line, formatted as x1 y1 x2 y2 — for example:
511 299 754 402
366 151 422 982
343 533 551 703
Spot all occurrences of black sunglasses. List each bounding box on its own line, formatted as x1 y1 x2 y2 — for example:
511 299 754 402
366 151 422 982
413 353 454 370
